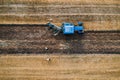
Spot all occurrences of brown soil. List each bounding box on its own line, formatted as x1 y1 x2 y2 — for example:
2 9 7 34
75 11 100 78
0 25 119 54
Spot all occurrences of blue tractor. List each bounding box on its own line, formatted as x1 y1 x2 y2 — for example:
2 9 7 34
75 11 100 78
47 22 84 36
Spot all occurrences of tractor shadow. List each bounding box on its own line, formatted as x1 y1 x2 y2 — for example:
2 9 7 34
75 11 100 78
51 31 120 54
52 32 86 54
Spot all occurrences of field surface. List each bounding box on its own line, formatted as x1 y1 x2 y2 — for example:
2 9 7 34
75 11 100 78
0 0 120 80
0 0 119 5
0 54 120 80
0 0 120 30
0 25 120 54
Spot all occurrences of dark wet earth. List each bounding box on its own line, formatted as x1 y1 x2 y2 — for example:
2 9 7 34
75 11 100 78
0 25 120 54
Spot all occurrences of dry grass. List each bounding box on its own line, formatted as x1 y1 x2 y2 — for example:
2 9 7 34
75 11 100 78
0 0 119 30
0 0 119 5
0 54 120 80
0 15 119 30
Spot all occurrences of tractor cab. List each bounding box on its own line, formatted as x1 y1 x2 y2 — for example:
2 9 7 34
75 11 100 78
62 22 74 34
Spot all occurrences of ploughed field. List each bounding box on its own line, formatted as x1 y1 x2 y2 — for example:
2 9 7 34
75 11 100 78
0 1 120 80
0 0 119 53
0 25 120 54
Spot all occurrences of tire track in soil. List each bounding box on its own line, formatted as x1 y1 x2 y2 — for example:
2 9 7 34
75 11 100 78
0 25 120 54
